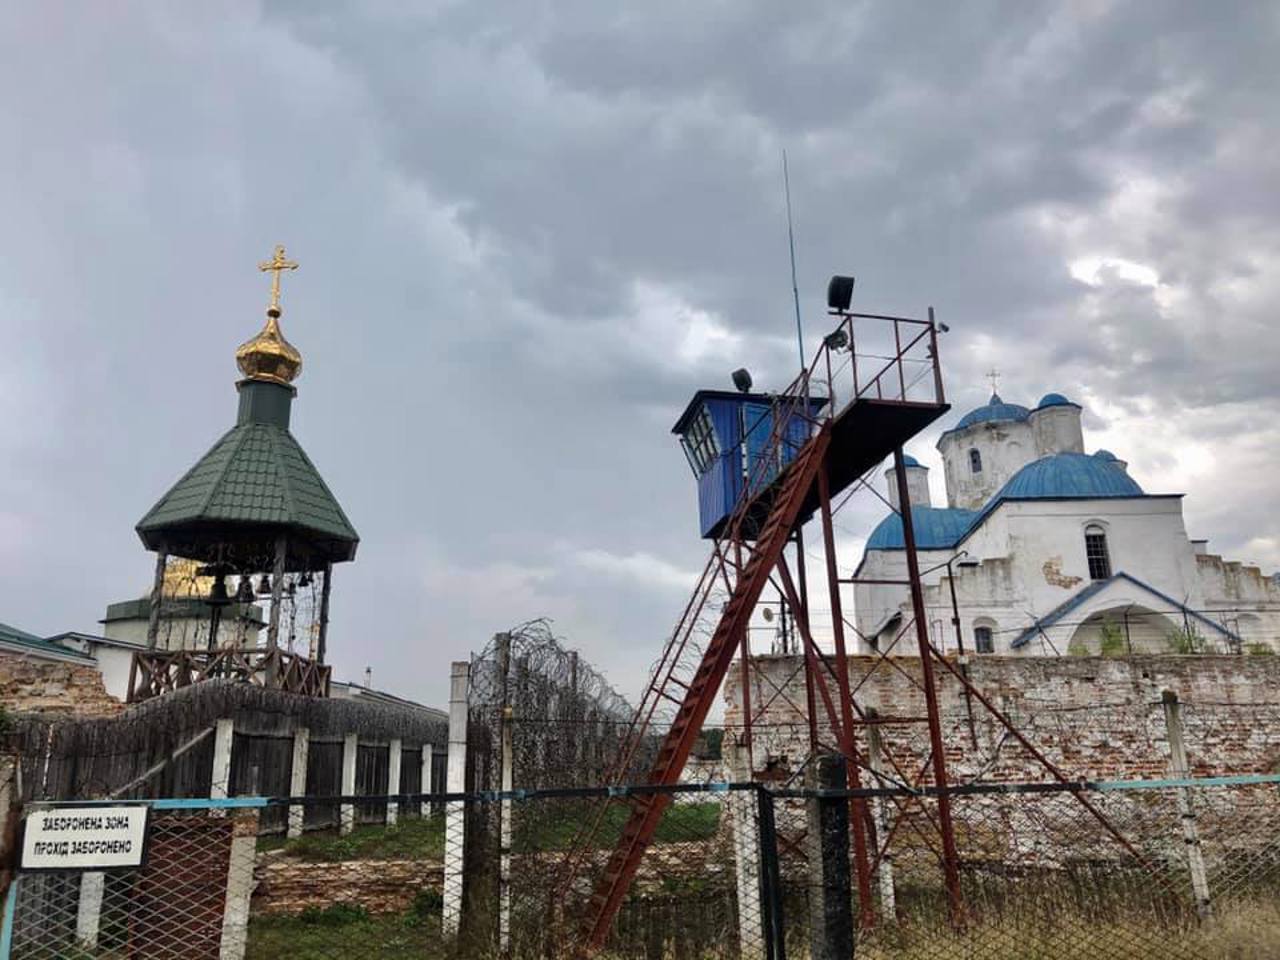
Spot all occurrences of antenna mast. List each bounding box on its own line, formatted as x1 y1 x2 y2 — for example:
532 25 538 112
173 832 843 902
783 150 804 368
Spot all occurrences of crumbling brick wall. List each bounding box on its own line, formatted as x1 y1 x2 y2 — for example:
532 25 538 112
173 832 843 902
724 654 1280 783
0 653 122 717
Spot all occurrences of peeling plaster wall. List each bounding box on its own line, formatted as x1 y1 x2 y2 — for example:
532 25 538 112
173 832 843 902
1029 405 1084 457
939 419 1036 510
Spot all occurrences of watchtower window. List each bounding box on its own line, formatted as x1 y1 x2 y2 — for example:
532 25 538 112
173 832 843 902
1085 525 1111 580
974 626 994 654
969 448 982 474
680 406 720 477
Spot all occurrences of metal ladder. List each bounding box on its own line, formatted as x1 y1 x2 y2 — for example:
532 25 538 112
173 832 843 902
582 423 832 949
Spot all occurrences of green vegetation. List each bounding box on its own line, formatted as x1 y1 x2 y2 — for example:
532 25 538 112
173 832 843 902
1167 624 1205 654
693 727 724 760
516 800 721 853
256 803 721 864
248 904 444 960
1245 642 1274 655
257 814 445 862
1098 619 1128 656
853 898 1280 960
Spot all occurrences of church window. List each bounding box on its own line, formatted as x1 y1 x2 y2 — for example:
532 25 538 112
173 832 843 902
973 625 994 654
1085 525 1111 580
969 448 982 474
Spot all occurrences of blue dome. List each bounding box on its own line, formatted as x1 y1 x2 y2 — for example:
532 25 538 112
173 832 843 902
866 507 977 550
994 452 1143 500
952 393 1031 431
899 454 923 468
1036 393 1075 409
1093 449 1118 461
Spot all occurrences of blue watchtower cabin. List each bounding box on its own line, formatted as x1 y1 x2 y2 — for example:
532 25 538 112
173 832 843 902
673 389 827 539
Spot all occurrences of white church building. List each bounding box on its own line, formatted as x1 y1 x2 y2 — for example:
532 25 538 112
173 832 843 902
853 392 1280 656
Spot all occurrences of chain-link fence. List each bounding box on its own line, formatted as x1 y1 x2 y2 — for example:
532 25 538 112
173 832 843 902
6 775 1279 959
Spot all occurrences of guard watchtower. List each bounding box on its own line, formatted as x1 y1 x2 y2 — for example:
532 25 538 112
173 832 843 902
573 279 963 950
672 387 826 539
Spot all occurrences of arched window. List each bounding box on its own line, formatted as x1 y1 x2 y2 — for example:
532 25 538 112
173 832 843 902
1084 524 1111 580
973 625 994 654
969 448 982 474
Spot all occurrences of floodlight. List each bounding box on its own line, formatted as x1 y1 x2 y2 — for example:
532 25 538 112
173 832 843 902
824 328 849 350
732 368 753 393
827 275 855 312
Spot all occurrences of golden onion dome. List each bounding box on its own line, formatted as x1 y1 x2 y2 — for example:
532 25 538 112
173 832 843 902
237 244 303 385
236 309 303 385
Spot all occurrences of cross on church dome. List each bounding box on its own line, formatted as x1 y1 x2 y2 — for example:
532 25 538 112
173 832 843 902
236 244 303 385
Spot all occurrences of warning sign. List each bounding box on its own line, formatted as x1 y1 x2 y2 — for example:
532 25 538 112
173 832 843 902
20 805 149 871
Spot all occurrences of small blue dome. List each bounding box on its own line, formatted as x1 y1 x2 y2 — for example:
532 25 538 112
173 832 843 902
994 452 1143 500
1093 449 1118 461
952 393 1031 431
1036 393 1075 409
899 454 923 468
866 507 977 550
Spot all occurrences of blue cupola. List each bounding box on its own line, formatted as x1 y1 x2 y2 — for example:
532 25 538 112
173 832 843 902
950 393 1031 432
673 390 826 539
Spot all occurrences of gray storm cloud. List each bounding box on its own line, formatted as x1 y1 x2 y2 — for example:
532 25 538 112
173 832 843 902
1 1 1277 706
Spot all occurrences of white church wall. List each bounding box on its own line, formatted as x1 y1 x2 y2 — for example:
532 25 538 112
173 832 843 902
939 420 1036 510
1029 405 1084 456
850 496 1252 657
1001 497 1198 621
93 645 136 701
885 465 932 510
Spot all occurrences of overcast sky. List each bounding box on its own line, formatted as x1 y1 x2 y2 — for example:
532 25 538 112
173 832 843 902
2 2 1278 708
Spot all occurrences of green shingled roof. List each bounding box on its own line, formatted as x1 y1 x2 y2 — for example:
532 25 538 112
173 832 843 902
136 421 359 563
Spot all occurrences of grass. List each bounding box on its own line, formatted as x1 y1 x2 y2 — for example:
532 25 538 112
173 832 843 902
851 898 1280 960
255 802 721 863
516 800 721 853
247 880 1280 960
247 902 446 960
257 814 445 862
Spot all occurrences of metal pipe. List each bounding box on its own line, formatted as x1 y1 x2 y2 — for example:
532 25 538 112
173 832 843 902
317 562 333 665
929 307 945 403
146 551 167 650
818 459 876 927
793 530 820 752
892 447 964 925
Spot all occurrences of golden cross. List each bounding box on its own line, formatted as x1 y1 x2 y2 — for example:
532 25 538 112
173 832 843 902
986 367 1001 394
258 244 299 312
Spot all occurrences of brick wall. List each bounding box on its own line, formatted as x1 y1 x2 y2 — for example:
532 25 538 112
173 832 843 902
0 653 122 717
252 856 443 915
725 654 1280 783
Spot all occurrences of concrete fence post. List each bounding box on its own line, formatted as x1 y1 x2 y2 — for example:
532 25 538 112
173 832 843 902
219 811 259 960
728 736 764 958
497 634 514 957
211 719 235 803
866 708 896 918
806 754 853 960
340 732 358 836
288 727 309 839
387 738 402 827
443 660 470 939
75 873 104 949
1161 690 1212 916
420 743 433 818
